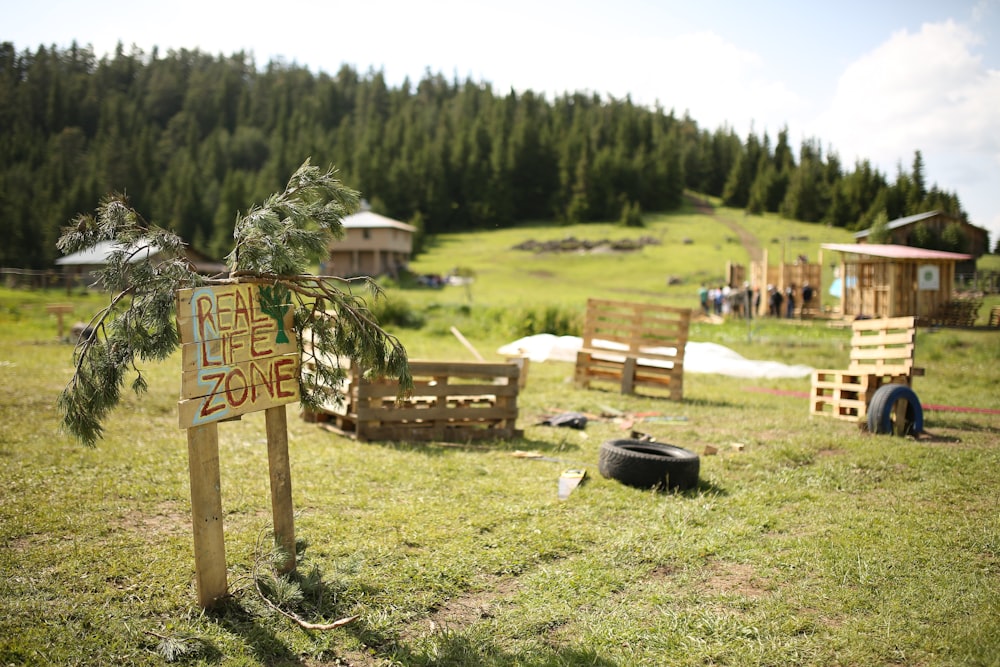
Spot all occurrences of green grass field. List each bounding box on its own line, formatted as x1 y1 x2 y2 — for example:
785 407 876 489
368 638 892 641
2 205 999 666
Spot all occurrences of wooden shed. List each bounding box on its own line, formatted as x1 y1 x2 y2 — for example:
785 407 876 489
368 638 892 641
821 243 971 320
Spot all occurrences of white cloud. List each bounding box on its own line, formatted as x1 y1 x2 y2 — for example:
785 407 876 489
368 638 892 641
811 19 1000 240
496 30 805 137
641 31 806 132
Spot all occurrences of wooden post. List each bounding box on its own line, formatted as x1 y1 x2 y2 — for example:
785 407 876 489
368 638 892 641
893 395 909 436
46 303 73 339
265 405 296 573
176 284 302 606
621 357 637 395
187 421 228 608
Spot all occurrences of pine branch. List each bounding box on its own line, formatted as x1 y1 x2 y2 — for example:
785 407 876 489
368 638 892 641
57 160 411 446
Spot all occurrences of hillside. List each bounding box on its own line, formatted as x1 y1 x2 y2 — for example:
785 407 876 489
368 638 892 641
399 199 854 313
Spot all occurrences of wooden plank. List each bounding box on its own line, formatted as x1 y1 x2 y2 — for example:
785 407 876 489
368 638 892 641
851 344 914 361
356 404 517 422
177 356 299 428
176 284 294 344
405 360 520 378
180 352 300 399
621 357 637 394
265 406 295 574
180 333 297 373
186 422 228 608
851 316 916 332
850 331 914 348
358 382 518 400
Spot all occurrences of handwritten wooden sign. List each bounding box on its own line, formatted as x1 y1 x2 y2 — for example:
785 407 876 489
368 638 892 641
176 284 299 427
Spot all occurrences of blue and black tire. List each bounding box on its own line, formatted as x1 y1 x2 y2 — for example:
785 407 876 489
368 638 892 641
866 384 923 436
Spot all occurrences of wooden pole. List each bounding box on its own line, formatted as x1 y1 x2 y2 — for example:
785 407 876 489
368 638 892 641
265 405 296 574
186 421 228 608
449 326 484 361
46 304 73 339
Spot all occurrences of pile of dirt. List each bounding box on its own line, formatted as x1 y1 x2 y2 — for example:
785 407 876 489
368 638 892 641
512 236 661 253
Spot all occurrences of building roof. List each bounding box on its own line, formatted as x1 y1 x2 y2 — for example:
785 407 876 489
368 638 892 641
55 239 228 274
821 243 972 261
853 211 944 239
55 240 158 265
341 210 416 233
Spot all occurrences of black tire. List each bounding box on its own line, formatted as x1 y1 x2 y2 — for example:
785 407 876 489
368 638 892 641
867 384 923 436
598 439 700 491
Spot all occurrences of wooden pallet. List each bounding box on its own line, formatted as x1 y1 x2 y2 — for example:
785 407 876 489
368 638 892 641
810 317 921 423
574 298 690 399
810 370 873 421
928 298 982 328
305 359 521 442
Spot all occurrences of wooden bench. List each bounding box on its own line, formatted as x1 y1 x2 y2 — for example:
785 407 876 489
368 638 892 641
810 316 924 422
304 359 521 443
574 298 690 400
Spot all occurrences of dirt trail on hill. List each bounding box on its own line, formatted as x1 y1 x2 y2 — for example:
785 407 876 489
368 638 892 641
686 194 763 264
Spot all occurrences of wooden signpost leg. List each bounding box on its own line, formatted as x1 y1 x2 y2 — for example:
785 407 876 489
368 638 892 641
265 405 296 573
187 422 228 608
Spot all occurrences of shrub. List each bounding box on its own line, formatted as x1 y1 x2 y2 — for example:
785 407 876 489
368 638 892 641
368 295 426 328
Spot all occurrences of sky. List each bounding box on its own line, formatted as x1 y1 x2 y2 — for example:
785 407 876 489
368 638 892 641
8 0 1000 245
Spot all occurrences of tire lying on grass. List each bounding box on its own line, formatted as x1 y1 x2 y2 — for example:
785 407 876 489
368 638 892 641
598 439 700 491
866 383 923 436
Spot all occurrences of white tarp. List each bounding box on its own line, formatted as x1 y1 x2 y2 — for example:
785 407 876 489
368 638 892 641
497 334 813 379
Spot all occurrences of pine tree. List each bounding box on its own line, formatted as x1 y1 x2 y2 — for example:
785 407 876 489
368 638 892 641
867 210 891 243
908 150 927 213
619 199 644 227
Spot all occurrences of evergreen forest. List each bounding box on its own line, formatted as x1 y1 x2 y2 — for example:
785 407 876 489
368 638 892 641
0 41 970 269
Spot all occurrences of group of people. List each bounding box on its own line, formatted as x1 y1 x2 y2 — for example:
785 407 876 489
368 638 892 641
699 283 754 318
699 282 814 319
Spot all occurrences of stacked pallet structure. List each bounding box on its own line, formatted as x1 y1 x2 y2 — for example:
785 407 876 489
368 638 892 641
926 297 982 327
810 316 923 422
574 298 691 399
303 352 521 442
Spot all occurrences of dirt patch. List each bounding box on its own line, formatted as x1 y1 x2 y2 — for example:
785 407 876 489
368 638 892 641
701 561 768 598
513 236 661 254
305 651 379 667
817 448 846 458
648 564 678 581
686 194 763 263
398 575 522 641
116 501 189 537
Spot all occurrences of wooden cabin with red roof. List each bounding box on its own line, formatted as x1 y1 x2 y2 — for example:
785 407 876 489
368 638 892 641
821 243 973 321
